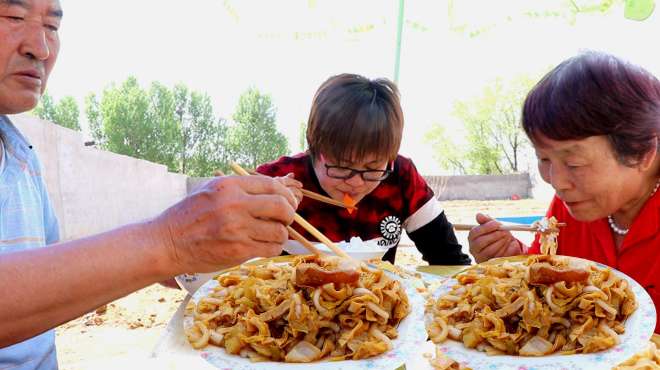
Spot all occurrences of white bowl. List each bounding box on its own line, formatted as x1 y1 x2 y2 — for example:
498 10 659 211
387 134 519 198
283 237 388 261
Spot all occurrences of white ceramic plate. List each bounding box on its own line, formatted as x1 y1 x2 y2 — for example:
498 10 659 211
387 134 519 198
183 262 427 370
425 257 657 370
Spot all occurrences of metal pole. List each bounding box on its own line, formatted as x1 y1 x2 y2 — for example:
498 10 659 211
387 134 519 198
394 0 405 84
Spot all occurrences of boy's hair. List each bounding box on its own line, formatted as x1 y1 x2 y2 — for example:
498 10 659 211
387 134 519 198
307 74 403 163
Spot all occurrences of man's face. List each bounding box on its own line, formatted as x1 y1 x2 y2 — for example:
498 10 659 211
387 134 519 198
0 0 61 115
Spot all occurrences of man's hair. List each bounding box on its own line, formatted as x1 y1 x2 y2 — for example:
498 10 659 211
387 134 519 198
523 51 660 166
306 74 403 163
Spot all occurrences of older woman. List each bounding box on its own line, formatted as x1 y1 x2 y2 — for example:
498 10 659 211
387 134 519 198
468 51 660 333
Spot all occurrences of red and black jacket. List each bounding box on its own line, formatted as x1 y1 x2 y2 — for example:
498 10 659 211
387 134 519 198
257 153 470 265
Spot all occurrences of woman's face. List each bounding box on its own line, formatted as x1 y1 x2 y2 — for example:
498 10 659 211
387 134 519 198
312 153 389 204
535 134 648 222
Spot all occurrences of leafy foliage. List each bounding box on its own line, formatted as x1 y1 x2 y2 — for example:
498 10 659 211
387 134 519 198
229 88 289 169
299 120 308 151
33 92 81 131
448 0 627 37
87 77 180 171
84 78 289 176
424 124 467 175
85 93 104 145
426 75 536 175
175 84 233 177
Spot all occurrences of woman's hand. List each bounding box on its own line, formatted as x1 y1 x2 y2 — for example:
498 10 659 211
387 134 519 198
468 213 525 263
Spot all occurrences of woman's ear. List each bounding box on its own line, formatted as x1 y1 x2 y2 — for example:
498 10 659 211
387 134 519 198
638 135 658 172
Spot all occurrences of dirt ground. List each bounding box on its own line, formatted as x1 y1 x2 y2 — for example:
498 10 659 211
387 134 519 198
54 199 548 370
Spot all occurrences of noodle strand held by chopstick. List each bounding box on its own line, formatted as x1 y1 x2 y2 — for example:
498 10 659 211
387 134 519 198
534 216 559 255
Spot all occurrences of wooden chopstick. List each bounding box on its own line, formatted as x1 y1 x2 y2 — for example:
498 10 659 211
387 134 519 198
291 214 351 259
453 223 567 232
287 226 324 256
245 169 357 211
230 163 351 259
300 189 357 210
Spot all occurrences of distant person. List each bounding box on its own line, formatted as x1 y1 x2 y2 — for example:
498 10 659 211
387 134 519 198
0 0 300 368
258 73 471 265
468 51 660 333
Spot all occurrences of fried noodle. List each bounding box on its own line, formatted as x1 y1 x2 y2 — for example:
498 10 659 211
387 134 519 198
185 255 410 363
426 255 638 357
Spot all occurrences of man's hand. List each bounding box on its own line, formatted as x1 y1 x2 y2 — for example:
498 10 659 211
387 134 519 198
468 213 525 263
152 175 297 274
275 173 303 206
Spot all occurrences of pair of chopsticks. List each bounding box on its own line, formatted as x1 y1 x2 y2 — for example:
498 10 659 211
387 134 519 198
302 189 356 211
453 223 567 232
244 169 357 212
230 163 351 259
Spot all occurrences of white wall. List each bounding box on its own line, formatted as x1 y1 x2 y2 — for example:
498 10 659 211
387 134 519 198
425 174 532 201
10 114 188 240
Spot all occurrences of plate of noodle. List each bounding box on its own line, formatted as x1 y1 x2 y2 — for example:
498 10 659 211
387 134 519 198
184 255 427 370
424 255 656 370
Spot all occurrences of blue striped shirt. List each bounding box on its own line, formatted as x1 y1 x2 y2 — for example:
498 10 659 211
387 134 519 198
1 115 60 370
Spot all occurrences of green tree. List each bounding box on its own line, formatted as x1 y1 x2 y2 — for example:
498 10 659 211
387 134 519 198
188 117 232 177
33 92 81 131
92 77 179 171
85 77 230 175
147 82 181 170
173 84 225 176
85 93 105 146
33 92 56 121
229 88 289 169
426 75 536 175
299 120 307 151
55 97 81 131
424 124 467 175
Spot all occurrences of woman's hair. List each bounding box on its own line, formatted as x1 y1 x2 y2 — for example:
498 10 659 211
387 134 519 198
306 73 403 163
522 51 660 166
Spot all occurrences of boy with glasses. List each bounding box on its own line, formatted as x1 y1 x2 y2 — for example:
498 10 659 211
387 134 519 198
258 74 470 265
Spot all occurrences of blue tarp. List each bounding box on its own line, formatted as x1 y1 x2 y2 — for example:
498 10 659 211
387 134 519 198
495 216 543 225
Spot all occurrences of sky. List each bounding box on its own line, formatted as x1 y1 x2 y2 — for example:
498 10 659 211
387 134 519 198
48 0 660 175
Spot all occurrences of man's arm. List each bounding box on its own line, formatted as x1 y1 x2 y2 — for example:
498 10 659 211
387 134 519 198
0 175 299 348
0 222 171 347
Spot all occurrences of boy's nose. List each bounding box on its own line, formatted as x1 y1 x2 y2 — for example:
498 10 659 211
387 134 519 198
344 173 365 187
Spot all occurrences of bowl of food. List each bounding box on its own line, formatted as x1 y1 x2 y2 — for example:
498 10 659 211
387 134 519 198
183 254 426 369
284 236 389 261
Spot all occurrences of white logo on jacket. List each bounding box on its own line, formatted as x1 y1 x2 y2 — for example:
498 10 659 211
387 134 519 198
379 215 402 241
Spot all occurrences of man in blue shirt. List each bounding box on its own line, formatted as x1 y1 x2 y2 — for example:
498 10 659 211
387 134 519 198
1 116 60 369
0 1 301 368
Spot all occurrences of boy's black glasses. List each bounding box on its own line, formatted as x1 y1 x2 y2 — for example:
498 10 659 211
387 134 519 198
324 164 391 181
